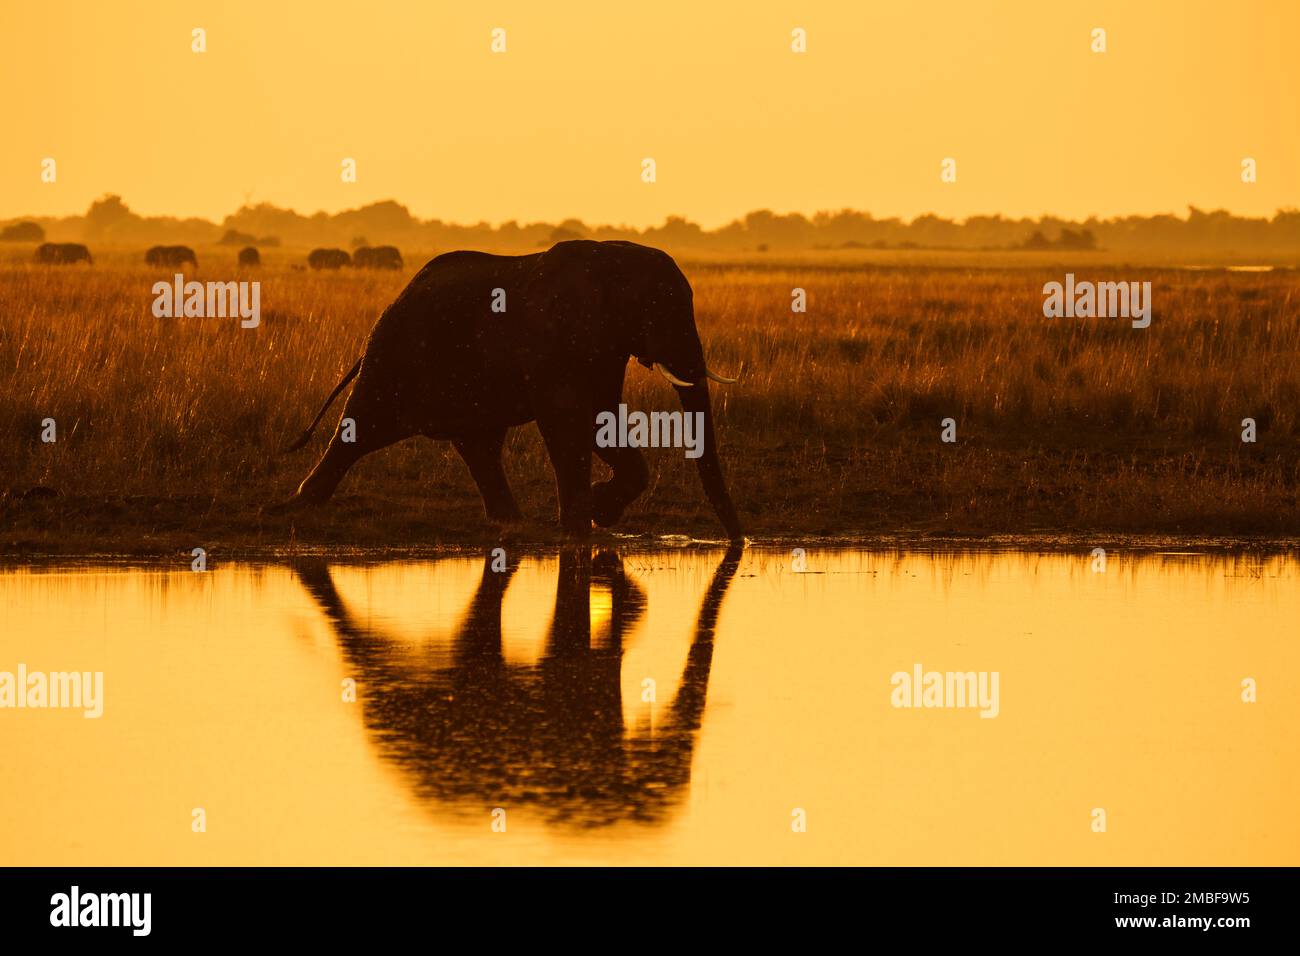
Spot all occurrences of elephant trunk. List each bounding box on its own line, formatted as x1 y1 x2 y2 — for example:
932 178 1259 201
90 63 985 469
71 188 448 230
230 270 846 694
676 381 743 542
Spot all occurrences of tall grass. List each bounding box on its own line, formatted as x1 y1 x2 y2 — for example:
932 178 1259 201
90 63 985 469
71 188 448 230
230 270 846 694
2 247 1298 547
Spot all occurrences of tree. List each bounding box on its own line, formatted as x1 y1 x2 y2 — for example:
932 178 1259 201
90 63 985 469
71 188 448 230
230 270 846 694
0 221 44 242
84 194 134 236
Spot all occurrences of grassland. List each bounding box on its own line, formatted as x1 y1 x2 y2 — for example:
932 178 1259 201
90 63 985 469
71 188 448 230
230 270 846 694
2 245 1299 556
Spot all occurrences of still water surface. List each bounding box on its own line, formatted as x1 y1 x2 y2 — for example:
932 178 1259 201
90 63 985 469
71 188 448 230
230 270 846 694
2 547 1297 865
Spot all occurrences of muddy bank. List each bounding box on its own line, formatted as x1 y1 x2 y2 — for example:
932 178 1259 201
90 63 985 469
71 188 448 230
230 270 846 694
3 489 1298 563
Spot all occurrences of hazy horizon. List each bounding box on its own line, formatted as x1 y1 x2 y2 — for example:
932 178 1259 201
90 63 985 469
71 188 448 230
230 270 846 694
8 194 1300 233
10 191 1300 258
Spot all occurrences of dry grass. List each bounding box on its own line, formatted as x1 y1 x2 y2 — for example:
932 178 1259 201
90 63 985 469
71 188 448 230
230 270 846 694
2 246 1299 554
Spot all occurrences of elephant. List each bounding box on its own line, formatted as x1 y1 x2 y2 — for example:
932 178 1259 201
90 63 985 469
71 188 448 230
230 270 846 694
281 240 743 540
145 245 197 267
353 245 403 270
237 246 261 267
308 247 351 270
291 545 742 827
34 242 92 264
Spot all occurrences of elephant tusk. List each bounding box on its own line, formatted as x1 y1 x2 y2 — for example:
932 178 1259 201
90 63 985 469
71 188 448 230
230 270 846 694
705 368 738 385
654 362 695 387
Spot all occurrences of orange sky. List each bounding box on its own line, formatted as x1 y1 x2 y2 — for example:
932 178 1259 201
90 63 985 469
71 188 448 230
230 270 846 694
1 0 1296 227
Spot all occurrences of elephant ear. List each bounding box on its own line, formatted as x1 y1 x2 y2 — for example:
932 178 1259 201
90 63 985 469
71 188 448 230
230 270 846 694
517 241 611 389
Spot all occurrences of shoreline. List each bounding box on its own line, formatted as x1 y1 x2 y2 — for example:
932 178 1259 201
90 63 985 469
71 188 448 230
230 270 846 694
3 523 1298 566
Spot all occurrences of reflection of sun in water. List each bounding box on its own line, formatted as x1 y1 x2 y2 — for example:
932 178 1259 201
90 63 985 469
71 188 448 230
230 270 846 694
589 584 613 647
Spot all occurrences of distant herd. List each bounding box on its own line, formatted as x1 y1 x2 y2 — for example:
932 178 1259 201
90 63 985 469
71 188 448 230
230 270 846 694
34 242 92 264
309 246 403 270
27 243 404 270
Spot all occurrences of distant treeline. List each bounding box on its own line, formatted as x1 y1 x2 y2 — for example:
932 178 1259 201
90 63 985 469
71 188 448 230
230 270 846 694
7 194 1300 254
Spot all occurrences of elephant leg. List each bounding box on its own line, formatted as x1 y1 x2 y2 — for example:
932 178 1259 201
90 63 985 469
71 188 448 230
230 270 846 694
452 428 521 524
536 407 594 536
592 444 648 528
291 414 411 506
589 363 648 527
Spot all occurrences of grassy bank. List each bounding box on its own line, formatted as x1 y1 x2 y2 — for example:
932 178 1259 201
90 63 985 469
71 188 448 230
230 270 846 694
2 250 1299 555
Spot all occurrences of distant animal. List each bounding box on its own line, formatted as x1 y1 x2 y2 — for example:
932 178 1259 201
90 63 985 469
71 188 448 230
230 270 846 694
353 245 403 270
34 242 92 264
238 246 261 267
145 245 197 267
279 239 743 541
308 248 351 270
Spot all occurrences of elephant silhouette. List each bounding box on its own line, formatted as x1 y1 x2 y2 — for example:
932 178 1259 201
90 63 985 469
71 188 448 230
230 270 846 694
353 245 403 270
292 545 742 828
307 248 351 270
145 245 198 268
34 242 92 264
279 240 742 540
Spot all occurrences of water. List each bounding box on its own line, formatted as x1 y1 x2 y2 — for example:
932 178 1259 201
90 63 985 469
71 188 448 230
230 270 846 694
2 547 1297 866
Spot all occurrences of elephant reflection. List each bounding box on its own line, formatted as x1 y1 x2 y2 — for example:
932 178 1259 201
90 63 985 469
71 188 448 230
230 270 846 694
293 547 741 828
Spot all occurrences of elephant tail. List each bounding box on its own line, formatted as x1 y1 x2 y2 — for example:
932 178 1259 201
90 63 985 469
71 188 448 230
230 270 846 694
283 358 362 452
